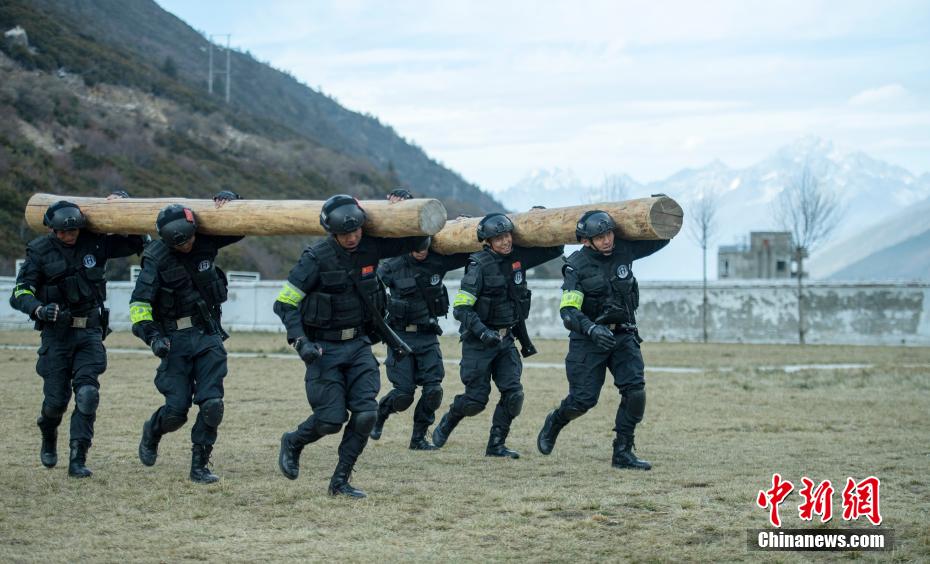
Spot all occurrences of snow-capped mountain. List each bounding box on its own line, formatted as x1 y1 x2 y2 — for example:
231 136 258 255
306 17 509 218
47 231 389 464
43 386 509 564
498 137 930 280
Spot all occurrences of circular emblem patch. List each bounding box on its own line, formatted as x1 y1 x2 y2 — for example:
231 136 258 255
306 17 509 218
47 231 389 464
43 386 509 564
617 264 629 279
430 273 441 285
82 254 96 268
514 271 524 284
198 260 211 272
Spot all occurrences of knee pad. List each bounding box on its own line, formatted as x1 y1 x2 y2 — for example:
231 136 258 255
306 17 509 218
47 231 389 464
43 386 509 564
161 408 189 432
462 400 486 417
349 411 378 436
503 390 524 418
42 402 67 419
200 398 224 428
620 386 646 423
315 420 343 436
422 385 444 411
74 386 99 416
391 391 415 412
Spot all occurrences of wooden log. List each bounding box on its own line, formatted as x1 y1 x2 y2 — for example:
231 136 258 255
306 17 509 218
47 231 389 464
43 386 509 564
24 193 448 237
430 196 683 255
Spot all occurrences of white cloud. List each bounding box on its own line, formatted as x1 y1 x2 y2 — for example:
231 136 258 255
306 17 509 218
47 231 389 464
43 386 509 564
848 84 910 107
158 0 930 186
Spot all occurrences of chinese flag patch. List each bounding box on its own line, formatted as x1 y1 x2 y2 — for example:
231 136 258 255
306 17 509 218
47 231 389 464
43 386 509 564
512 261 522 271
361 265 375 276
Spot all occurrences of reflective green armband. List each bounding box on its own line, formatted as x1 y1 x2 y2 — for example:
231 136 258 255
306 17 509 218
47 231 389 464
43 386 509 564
560 290 584 309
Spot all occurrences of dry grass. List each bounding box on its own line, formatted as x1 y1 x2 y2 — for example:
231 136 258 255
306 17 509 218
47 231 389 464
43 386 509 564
0 331 928 562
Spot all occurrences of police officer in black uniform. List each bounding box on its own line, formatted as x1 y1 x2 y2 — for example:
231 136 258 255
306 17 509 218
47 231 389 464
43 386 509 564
275 194 429 498
536 210 668 470
131 191 242 484
432 213 563 458
369 189 471 450
10 197 145 477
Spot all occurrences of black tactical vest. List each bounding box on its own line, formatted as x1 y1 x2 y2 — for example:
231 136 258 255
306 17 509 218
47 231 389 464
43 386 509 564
385 255 450 327
299 238 385 330
31 235 107 315
471 249 531 329
141 239 228 320
566 249 639 325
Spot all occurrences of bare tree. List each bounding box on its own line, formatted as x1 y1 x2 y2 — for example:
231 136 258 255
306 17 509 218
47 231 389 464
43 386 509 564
588 174 629 203
774 165 842 344
688 191 718 343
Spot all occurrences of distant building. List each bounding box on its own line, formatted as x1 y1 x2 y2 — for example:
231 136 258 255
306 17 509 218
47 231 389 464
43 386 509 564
718 231 794 279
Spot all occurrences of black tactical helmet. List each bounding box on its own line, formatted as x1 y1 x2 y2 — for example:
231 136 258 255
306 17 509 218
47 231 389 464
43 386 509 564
575 210 617 242
476 213 514 242
156 204 197 246
43 201 86 231
320 194 366 234
387 188 413 200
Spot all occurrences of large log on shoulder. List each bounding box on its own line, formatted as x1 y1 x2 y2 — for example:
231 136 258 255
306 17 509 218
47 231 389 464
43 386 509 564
430 196 683 254
24 193 448 237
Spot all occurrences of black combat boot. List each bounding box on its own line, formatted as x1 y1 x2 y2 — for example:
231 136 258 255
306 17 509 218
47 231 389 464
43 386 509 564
190 444 220 484
431 411 461 448
328 461 366 498
536 410 566 456
409 426 439 451
67 440 93 478
369 409 388 441
612 435 651 471
138 419 162 467
37 416 58 468
277 432 303 480
486 427 520 459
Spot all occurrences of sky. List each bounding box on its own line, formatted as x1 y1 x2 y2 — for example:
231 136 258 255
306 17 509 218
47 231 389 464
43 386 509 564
155 0 930 194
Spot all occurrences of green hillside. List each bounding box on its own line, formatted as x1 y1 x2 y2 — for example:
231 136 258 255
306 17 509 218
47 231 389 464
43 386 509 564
0 0 503 277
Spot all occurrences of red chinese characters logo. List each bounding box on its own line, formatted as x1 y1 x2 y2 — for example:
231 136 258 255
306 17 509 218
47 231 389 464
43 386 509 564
757 474 882 527
757 473 794 527
842 476 883 525
798 477 834 523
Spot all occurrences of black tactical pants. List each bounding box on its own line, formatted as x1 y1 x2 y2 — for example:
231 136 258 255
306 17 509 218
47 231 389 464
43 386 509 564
379 331 445 430
147 327 227 446
450 332 524 433
36 326 106 443
555 331 646 435
293 337 380 466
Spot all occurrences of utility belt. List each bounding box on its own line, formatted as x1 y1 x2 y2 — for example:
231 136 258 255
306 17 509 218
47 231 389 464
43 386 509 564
391 319 441 334
38 308 103 331
161 314 210 333
305 326 366 342
69 315 102 329
605 322 638 334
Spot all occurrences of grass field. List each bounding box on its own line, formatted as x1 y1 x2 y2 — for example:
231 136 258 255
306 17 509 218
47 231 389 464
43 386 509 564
1 330 928 562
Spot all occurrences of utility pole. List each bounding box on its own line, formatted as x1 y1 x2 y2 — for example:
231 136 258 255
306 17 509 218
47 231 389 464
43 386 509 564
207 34 231 103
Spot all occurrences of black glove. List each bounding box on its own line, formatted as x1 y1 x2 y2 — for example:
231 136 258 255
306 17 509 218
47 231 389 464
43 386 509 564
150 336 171 358
56 310 72 328
387 188 413 200
479 329 503 347
428 318 443 336
294 337 323 365
588 324 617 350
35 303 59 322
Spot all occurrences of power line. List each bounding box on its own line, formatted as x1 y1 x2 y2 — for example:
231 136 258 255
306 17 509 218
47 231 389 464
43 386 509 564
207 34 231 103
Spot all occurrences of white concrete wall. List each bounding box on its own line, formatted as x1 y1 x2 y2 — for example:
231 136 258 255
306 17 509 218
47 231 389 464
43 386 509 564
2 278 928 346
